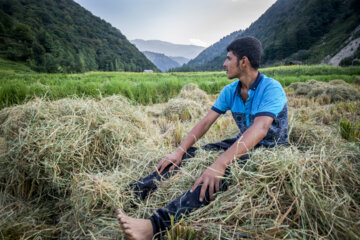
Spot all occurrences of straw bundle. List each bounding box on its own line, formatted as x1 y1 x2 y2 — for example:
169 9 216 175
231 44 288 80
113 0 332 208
181 144 360 239
0 96 157 200
162 98 205 122
162 84 211 122
178 83 211 107
289 79 360 102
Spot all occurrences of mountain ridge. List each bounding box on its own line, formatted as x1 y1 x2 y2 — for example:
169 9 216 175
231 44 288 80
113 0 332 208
142 51 180 72
175 0 360 71
0 0 157 73
131 39 205 59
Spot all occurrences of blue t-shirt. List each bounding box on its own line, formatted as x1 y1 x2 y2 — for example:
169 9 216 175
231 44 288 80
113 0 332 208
211 73 288 147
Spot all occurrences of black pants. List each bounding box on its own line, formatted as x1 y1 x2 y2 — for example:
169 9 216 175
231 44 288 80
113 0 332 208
129 138 250 236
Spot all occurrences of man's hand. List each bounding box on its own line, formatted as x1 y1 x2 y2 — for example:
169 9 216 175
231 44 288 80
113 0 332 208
156 150 184 174
190 161 227 202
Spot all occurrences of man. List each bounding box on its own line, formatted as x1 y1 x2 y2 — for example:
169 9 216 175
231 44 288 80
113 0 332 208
116 36 288 240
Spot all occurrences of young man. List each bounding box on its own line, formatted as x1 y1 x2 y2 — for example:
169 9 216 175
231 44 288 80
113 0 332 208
116 36 288 240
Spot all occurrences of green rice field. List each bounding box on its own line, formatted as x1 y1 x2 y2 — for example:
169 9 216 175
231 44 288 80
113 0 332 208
1 57 360 108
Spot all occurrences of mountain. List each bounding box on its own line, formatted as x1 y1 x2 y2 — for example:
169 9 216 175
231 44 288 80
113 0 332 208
130 39 205 60
174 30 243 71
169 56 189 66
176 0 360 71
143 51 180 72
0 0 157 73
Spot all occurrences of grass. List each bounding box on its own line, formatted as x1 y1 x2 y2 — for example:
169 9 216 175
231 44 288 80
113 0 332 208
339 118 360 142
0 70 229 108
1 59 360 108
0 58 33 74
0 82 359 239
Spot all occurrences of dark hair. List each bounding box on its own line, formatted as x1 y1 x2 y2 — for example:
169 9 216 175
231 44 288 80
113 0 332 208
227 36 262 69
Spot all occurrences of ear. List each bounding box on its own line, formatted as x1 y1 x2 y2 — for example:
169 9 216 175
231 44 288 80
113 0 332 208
242 56 251 68
242 56 249 64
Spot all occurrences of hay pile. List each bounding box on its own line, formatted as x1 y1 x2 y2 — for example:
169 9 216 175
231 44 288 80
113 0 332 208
0 83 359 239
178 83 211 106
0 95 166 239
162 83 211 122
181 144 360 239
289 79 360 102
0 96 159 199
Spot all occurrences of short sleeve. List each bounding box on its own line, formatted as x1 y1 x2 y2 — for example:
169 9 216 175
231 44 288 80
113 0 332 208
211 84 233 114
254 83 287 119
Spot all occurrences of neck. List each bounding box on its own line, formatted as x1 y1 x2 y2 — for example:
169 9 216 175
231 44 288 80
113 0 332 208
239 69 258 89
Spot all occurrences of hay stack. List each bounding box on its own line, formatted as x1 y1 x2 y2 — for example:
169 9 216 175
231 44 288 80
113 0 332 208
162 83 211 122
289 120 337 148
183 145 360 239
162 98 205 122
289 79 360 102
0 191 60 239
178 83 211 107
0 96 157 199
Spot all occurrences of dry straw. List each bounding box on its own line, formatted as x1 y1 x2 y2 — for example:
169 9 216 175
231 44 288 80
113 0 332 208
289 79 360 102
0 84 359 239
0 95 160 199
162 83 211 122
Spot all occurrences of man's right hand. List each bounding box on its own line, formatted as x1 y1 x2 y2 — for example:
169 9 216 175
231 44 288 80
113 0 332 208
156 150 184 174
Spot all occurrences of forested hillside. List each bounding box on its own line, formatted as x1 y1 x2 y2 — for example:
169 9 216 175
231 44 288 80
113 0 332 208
177 0 360 71
0 0 157 73
143 51 180 72
172 30 243 72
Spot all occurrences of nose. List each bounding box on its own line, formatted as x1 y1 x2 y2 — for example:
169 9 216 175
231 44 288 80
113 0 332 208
223 60 227 68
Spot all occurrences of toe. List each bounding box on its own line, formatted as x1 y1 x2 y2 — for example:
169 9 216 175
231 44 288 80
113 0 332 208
119 218 126 224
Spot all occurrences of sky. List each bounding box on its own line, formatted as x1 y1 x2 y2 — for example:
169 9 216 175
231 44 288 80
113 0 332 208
74 0 277 47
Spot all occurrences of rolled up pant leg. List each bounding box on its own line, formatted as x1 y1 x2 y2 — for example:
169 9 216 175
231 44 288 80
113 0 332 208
149 152 250 236
129 137 250 236
148 167 231 236
129 147 198 200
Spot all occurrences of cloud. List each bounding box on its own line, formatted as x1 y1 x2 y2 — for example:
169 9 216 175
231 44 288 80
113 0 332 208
189 38 209 47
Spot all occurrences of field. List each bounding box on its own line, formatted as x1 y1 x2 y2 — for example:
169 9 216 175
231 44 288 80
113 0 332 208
0 62 360 239
1 57 360 108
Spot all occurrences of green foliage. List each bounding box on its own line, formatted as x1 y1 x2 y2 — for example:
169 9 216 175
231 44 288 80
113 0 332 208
1 64 359 109
339 118 360 142
0 58 32 73
177 0 360 71
166 216 196 240
0 69 227 108
0 0 157 73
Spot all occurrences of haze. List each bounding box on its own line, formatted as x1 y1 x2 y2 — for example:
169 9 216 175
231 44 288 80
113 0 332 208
74 0 277 47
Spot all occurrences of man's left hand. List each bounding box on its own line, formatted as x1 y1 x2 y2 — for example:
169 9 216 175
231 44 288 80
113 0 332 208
190 161 226 202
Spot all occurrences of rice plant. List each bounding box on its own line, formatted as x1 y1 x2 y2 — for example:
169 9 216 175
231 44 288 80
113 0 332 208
339 118 360 142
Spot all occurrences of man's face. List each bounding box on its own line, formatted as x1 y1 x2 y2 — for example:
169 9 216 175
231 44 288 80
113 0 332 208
223 51 241 79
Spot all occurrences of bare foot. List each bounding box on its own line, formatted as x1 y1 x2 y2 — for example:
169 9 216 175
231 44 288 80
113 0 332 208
116 209 154 240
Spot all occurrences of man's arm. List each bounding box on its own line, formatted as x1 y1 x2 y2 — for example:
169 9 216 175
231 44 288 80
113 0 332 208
157 109 220 173
191 115 273 201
